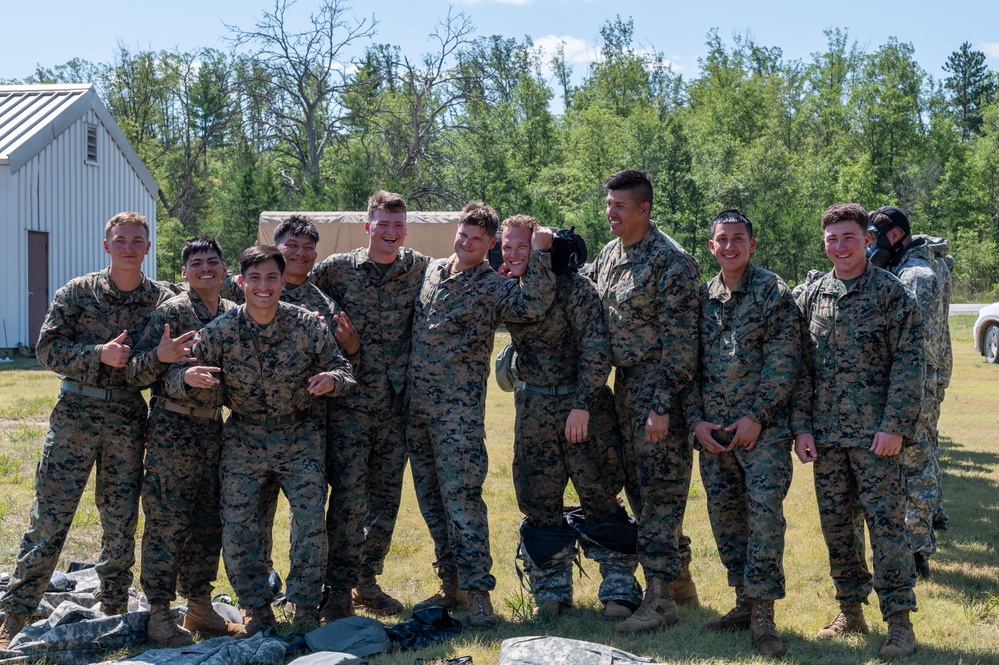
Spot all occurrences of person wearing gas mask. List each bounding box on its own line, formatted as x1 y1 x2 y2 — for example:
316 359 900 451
494 215 640 621
869 206 948 579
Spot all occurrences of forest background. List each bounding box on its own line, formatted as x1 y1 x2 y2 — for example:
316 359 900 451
5 0 999 299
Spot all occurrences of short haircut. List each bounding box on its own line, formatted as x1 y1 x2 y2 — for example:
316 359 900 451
605 170 654 208
709 209 754 239
459 201 499 237
500 214 538 234
367 190 407 219
104 212 149 240
870 206 911 236
182 236 224 264
239 244 285 275
273 214 319 245
821 203 869 231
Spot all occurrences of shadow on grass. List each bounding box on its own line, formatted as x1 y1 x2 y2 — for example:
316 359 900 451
0 357 42 372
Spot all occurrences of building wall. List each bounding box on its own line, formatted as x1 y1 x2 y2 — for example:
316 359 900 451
0 108 157 348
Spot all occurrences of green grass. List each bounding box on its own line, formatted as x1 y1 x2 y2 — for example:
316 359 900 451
2 320 998 663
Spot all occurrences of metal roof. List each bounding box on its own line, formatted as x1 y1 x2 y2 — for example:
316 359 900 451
0 84 157 198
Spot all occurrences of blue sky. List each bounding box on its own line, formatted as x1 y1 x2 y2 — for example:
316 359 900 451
6 0 999 86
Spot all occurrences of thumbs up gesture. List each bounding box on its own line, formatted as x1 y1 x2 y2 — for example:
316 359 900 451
155 323 198 364
100 330 132 367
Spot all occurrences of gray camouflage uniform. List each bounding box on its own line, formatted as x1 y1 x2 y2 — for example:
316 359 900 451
408 251 555 592
1 269 171 615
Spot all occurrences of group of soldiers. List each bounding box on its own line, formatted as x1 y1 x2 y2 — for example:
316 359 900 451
0 171 951 662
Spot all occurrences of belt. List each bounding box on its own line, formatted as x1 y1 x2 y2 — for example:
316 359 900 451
513 380 575 396
61 379 138 402
616 362 658 380
152 396 222 421
230 409 310 427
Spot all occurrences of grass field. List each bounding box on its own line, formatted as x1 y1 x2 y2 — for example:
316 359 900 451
1 315 998 664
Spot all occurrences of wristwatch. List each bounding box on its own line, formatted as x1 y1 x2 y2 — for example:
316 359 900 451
652 403 667 416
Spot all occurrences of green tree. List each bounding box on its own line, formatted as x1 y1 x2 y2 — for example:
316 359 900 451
943 41 996 140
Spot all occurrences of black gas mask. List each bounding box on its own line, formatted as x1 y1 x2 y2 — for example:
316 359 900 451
866 206 909 269
865 226 894 269
550 226 588 273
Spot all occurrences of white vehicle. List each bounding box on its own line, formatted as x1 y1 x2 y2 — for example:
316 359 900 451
973 302 999 363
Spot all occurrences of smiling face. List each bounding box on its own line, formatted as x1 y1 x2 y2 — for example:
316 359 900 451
275 233 317 285
824 220 870 280
453 222 496 271
103 223 150 272
182 251 226 293
366 209 408 262
605 188 651 246
709 221 755 278
501 225 533 278
238 259 285 312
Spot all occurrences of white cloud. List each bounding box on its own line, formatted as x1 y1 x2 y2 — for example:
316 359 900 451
534 34 599 66
981 42 999 59
459 0 532 5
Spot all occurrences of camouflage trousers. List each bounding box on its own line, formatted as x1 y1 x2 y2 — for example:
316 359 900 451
408 415 496 592
220 417 328 609
904 426 939 556
926 380 949 526
613 370 692 582
324 406 407 589
697 440 792 600
1 391 146 615
512 387 638 605
139 403 223 603
814 446 917 621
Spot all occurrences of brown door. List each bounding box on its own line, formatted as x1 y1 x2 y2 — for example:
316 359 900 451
28 231 49 347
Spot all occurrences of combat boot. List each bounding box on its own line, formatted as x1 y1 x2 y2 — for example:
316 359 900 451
235 604 276 638
146 602 195 648
670 564 699 606
700 590 752 632
100 602 127 616
615 577 679 634
880 610 916 658
319 588 354 624
467 589 497 628
815 603 869 639
291 604 320 634
413 569 467 611
914 552 931 580
603 600 633 619
750 599 786 658
352 576 404 615
0 612 28 650
183 595 243 636
534 600 571 620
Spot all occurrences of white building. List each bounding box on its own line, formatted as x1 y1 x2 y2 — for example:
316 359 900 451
0 84 158 349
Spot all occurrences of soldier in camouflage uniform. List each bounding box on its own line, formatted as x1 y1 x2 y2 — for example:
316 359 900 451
126 237 241 647
792 203 921 659
408 203 555 628
497 215 640 620
166 245 355 636
683 210 800 657
310 191 430 622
870 207 944 578
582 170 700 635
1 213 174 649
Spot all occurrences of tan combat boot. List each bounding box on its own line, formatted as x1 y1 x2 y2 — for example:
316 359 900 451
534 600 571 620
352 576 404 615
146 602 195 648
319 588 354 624
413 569 468 611
291 604 320 634
750 599 786 658
100 602 127 616
235 604 276 638
615 577 679 634
467 589 497 628
700 590 752 632
183 595 243 636
880 610 916 658
815 602 869 639
0 612 29 650
670 564 699 607
603 600 633 619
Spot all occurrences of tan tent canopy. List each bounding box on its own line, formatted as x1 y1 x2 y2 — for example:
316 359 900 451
258 211 461 260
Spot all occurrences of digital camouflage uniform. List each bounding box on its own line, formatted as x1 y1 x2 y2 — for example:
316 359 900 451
126 290 237 603
408 251 555 592
682 263 800 601
504 271 639 608
793 262 922 620
310 248 430 591
1 269 171 616
889 239 943 557
583 222 700 583
165 303 355 610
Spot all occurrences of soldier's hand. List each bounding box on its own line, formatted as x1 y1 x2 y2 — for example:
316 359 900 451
565 409 590 443
155 324 199 364
726 416 762 451
871 431 903 456
497 263 513 278
332 311 360 356
693 421 727 454
531 226 554 251
184 365 221 389
100 330 131 367
645 410 669 443
300 304 326 324
308 371 337 395
794 433 817 463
